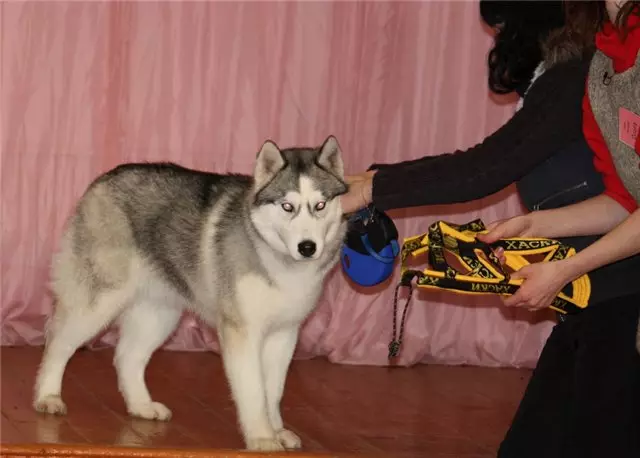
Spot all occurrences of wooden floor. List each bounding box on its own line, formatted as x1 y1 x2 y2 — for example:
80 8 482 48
0 346 531 457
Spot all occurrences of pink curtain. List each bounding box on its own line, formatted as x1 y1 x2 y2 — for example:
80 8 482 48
1 0 555 368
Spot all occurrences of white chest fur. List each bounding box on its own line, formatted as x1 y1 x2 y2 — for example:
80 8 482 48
234 265 324 330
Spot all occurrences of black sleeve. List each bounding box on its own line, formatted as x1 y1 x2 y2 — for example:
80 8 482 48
370 57 592 211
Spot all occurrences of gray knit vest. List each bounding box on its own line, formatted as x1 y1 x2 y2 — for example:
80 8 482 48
587 49 640 204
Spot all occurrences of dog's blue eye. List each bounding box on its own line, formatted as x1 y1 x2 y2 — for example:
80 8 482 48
315 201 326 211
281 202 294 212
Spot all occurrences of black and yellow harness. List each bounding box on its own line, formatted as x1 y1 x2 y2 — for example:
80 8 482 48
388 219 591 359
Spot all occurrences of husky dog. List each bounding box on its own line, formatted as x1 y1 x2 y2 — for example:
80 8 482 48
33 136 348 451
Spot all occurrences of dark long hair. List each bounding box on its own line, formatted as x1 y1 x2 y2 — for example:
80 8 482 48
480 0 565 95
541 1 604 67
616 0 640 37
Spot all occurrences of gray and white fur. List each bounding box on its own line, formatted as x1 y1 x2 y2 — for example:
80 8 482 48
33 136 348 451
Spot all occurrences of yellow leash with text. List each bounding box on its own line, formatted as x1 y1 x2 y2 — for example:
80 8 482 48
388 219 591 359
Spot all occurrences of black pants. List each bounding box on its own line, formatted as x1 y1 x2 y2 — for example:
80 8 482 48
498 294 640 458
500 139 640 457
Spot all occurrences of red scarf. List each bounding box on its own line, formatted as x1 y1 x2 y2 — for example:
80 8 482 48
596 12 640 73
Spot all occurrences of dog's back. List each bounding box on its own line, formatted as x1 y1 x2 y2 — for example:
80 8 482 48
51 163 251 317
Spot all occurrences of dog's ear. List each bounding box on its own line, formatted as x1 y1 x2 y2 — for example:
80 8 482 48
254 140 285 189
318 135 344 179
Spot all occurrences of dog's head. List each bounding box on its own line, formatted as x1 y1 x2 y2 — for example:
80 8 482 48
249 135 348 262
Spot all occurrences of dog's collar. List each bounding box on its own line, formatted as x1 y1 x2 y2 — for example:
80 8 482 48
388 219 591 360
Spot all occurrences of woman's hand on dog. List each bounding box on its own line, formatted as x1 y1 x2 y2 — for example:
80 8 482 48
340 171 375 214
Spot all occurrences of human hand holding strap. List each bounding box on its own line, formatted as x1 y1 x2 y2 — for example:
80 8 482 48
388 218 591 359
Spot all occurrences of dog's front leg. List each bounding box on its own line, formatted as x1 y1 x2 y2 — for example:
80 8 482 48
262 326 302 449
219 323 282 451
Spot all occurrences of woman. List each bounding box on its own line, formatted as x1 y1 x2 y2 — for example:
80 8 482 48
343 0 639 455
480 2 640 457
341 0 602 214
342 1 640 305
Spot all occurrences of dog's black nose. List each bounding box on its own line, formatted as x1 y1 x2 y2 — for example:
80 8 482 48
298 240 317 258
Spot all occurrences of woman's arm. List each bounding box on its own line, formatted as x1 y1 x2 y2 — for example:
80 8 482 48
367 58 592 211
562 208 640 281
525 193 630 238
558 99 640 280
477 195 634 311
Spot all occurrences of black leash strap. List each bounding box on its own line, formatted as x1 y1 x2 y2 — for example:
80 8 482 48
388 271 420 359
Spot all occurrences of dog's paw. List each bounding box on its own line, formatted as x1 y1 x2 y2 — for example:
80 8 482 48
34 395 67 415
277 428 302 449
127 401 172 421
246 437 286 452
